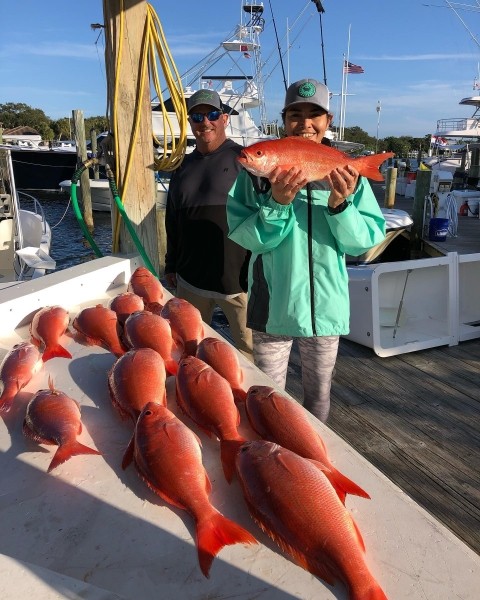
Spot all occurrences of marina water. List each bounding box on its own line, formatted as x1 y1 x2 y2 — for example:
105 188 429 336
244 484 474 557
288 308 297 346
34 191 113 271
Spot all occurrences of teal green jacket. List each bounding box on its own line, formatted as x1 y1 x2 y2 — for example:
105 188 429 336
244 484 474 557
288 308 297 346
227 170 386 337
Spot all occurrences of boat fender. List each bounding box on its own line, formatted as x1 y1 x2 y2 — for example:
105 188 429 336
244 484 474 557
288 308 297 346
459 201 469 217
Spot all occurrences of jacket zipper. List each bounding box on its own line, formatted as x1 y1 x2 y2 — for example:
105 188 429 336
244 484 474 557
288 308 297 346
306 184 317 335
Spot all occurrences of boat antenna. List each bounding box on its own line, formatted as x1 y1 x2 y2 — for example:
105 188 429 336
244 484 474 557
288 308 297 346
267 0 288 91
311 0 327 85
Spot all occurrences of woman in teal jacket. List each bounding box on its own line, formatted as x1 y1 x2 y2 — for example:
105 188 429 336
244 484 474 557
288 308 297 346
227 78 386 422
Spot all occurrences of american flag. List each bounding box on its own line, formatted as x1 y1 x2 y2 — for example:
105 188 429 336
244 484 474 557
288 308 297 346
344 61 364 74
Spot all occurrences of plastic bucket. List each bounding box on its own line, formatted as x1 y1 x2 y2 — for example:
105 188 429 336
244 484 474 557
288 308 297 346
428 218 449 242
467 198 479 218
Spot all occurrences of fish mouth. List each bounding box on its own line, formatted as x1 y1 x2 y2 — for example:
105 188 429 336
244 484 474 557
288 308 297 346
238 149 251 164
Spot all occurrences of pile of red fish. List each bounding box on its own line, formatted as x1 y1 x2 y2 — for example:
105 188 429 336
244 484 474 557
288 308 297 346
0 266 388 599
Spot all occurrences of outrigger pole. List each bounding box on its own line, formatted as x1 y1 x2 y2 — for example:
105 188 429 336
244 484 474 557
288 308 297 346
311 0 327 86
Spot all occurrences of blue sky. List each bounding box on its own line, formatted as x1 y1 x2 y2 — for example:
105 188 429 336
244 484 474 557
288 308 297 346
1 0 480 139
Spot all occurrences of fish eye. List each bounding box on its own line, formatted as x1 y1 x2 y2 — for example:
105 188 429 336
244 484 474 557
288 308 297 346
144 409 152 415
255 150 263 156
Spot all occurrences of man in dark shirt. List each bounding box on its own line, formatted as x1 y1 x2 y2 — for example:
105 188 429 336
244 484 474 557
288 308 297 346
165 89 252 359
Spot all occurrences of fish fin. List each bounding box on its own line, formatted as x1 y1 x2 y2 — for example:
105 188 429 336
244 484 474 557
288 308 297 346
220 439 245 483
246 502 336 586
165 359 178 376
232 387 247 403
327 468 371 503
0 389 16 413
42 344 72 362
356 152 394 182
30 335 41 348
121 434 135 469
196 510 257 578
350 513 366 553
47 440 101 473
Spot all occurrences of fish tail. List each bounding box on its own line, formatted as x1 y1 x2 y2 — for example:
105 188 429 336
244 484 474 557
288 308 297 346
47 440 101 473
232 387 247 403
356 152 394 182
220 439 245 483
42 344 73 362
328 468 371 504
196 510 257 578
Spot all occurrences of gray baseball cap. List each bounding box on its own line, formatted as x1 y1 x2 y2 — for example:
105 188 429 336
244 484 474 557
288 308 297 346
187 89 222 112
283 79 330 113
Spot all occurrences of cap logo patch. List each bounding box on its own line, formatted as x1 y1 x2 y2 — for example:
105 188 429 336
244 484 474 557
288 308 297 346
193 91 216 103
297 82 316 98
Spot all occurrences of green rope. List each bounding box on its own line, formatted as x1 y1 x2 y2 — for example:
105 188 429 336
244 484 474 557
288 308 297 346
106 164 158 277
70 162 103 258
70 160 159 278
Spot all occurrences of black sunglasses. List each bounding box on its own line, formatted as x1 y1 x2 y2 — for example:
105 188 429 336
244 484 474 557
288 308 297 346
190 110 223 123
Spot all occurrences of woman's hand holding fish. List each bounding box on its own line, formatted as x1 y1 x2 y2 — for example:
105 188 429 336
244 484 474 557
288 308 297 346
269 166 308 205
325 165 359 209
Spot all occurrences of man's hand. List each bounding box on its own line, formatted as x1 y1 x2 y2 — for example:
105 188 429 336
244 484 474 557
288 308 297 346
164 272 177 289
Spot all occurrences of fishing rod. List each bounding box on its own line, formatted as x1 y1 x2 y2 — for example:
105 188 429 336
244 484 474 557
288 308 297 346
311 0 327 86
267 0 288 92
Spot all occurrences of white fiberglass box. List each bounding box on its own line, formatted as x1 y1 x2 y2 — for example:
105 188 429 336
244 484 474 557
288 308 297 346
458 253 480 341
346 255 457 357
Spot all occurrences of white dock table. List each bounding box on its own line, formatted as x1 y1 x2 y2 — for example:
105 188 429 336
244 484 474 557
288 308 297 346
1 256 478 600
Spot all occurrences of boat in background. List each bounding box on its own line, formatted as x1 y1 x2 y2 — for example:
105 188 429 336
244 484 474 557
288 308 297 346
0 148 55 288
58 176 169 212
152 1 279 150
435 95 480 140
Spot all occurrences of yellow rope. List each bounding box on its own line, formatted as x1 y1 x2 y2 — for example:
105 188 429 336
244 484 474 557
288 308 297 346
110 2 188 252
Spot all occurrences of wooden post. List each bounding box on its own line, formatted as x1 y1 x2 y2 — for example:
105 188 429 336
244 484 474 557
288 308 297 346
384 167 397 208
410 169 432 259
90 129 100 180
73 110 94 232
103 0 160 274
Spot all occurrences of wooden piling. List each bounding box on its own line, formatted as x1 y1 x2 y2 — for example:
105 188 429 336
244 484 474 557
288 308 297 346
73 110 94 232
103 0 160 274
410 169 432 259
90 129 100 180
384 167 397 208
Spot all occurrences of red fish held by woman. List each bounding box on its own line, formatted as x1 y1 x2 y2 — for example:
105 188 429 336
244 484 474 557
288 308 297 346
30 305 72 362
123 402 257 577
23 379 101 472
0 342 43 413
238 137 393 183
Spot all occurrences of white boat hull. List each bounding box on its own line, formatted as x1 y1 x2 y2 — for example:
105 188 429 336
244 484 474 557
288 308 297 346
59 179 169 212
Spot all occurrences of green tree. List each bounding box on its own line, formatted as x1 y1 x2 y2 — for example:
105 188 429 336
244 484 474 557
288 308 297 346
0 102 54 139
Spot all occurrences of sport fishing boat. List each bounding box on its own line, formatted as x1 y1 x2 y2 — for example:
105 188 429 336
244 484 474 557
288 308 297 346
0 148 55 288
151 1 279 149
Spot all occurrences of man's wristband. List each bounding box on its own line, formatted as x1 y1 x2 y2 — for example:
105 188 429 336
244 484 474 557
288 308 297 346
327 199 351 215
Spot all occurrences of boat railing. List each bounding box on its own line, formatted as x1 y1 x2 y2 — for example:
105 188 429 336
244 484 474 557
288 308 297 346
17 190 48 236
436 117 479 134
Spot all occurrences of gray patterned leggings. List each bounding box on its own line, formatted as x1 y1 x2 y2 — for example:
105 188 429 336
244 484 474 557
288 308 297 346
252 331 340 423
